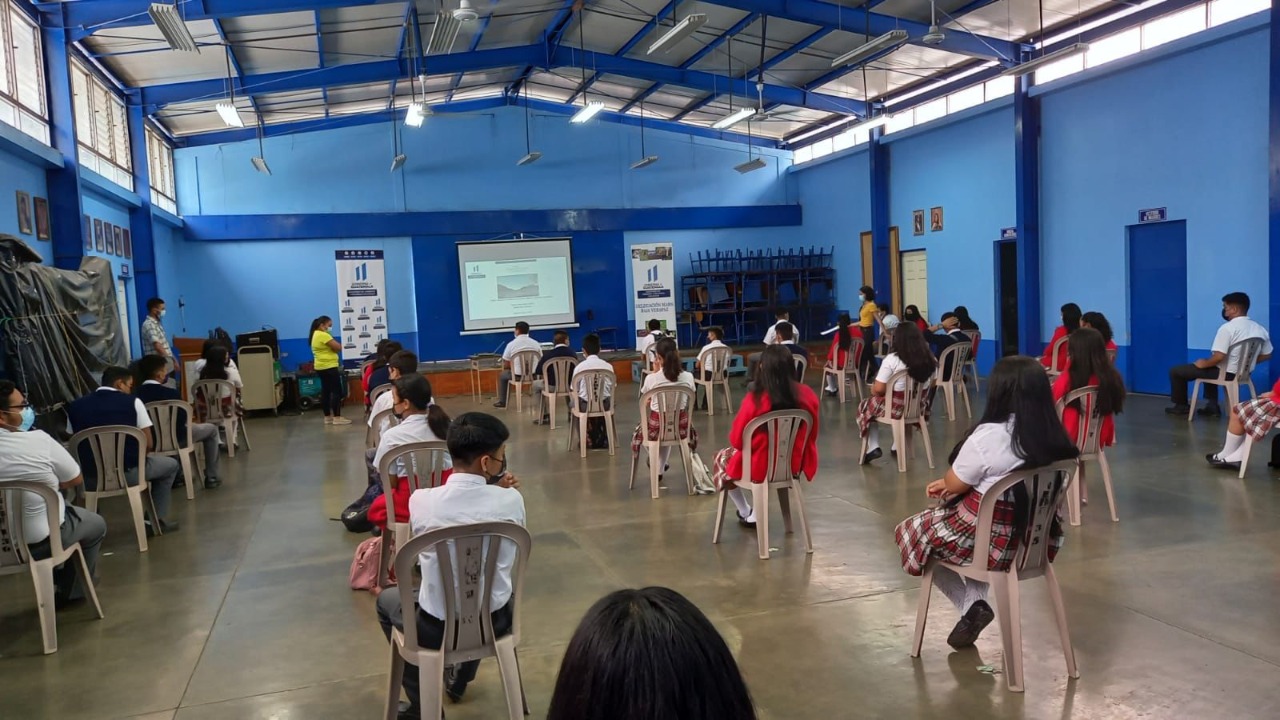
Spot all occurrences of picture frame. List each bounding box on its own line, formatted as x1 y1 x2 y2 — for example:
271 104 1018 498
930 206 944 232
104 223 115 254
122 229 132 259
912 209 925 237
84 215 93 251
112 225 124 256
15 191 32 235
94 219 105 252
33 197 51 240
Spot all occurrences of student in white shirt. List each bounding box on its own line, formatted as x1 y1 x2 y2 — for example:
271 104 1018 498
532 331 579 424
376 412 525 714
857 322 938 465
630 338 698 474
494 321 542 408
367 374 452 532
894 357 1078 650
747 308 792 385
367 351 420 435
1167 291 1273 416
0 381 106 603
638 318 671 355
696 326 729 381
572 333 615 408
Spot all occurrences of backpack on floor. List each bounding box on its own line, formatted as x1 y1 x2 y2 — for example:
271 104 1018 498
340 482 383 533
689 452 716 495
586 417 610 449
349 535 382 592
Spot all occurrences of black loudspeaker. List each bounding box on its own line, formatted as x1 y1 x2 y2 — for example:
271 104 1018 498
236 328 279 358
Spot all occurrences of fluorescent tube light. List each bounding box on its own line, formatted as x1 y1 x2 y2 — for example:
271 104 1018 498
405 102 430 128
215 102 245 128
1001 43 1091 76
517 151 543 166
570 101 605 124
830 30 908 68
251 157 271 175
712 107 756 130
630 155 659 170
149 3 200 53
390 154 406 171
734 157 767 174
648 14 707 55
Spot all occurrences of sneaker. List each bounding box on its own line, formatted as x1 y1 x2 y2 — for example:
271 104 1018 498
324 416 333 424
331 416 353 425
492 401 506 408
947 600 995 649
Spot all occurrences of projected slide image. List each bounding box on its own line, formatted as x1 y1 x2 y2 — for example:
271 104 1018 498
497 274 540 299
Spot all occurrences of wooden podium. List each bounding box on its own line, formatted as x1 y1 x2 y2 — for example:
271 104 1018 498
174 337 208 402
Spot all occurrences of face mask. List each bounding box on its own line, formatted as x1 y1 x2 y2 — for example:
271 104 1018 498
858 294 865 303
159 309 166 318
1222 309 1230 321
485 455 508 485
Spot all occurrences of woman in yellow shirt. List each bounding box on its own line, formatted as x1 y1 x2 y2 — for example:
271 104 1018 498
310 316 350 425
857 286 879 381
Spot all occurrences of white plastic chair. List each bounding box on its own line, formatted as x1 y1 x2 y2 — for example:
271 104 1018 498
145 399 201 501
628 385 697 499
910 460 1080 692
823 338 865 404
384 522 531 720
1044 335 1069 379
506 349 543 414
859 370 936 473
1055 386 1119 525
712 409 816 560
68 426 158 552
792 353 809 384
963 330 982 396
366 407 398 450
192 379 251 457
0 480 105 654
369 383 394 407
694 346 733 415
935 342 973 421
538 356 577 430
1189 337 1265 421
376 440 450 588
568 369 617 457
638 345 660 388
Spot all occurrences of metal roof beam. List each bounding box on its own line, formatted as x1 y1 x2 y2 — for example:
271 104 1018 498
314 11 329 118
210 18 261 119
565 0 682 107
505 0 577 100
35 0 409 40
446 0 502 103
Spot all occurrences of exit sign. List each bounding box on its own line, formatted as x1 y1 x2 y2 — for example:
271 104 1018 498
1139 207 1167 223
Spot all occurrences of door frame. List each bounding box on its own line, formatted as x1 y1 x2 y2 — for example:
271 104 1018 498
898 247 926 318
1125 219 1188 391
861 228 901 311
993 237 1017 357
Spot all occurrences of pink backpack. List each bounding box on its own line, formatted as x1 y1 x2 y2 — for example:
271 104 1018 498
349 535 383 592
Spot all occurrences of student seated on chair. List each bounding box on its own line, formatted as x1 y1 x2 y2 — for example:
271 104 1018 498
193 337 238 379
376 412 524 717
858 322 937 465
364 350 421 487
747 308 792 384
493 321 541 409
711 345 819 527
0 381 107 606
532 330 578 424
136 354 222 489
695 326 728 381
638 318 670 355
1080 311 1118 353
194 346 243 424
877 303 901 335
953 305 980 333
364 340 403 408
1167 291 1272 417
924 313 970 381
823 313 862 396
1207 375 1280 470
1040 302 1081 370
1052 329 1125 448
775 322 809 381
571 333 614 410
894 356 1078 649
66 366 180 535
367 375 453 533
903 305 928 333
547 587 757 720
630 338 698 477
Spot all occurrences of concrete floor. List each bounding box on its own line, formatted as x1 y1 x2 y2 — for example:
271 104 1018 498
3 389 1280 719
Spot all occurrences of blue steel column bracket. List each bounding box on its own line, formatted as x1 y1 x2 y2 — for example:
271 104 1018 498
868 125 891 299
41 22 86 270
1269 0 1280 385
128 106 159 327
1013 74 1042 356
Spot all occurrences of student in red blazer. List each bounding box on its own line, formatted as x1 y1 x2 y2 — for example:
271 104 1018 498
712 345 820 526
1040 303 1081 372
1052 328 1125 449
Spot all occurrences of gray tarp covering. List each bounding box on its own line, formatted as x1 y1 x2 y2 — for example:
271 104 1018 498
0 234 127 426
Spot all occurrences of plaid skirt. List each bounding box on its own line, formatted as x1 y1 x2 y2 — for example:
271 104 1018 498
630 410 698 454
857 389 934 438
894 490 1064 576
711 446 737 492
1236 396 1280 442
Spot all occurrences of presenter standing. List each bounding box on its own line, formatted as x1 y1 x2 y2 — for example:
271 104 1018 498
310 316 350 425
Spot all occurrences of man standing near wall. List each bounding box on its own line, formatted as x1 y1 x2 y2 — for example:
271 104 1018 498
141 298 176 386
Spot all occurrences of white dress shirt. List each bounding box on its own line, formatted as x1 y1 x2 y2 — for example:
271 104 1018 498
373 413 451 477
572 354 616 401
0 429 79 543
950 419 1024 495
640 370 695 410
409 473 527 620
1211 316 1273 374
502 334 543 376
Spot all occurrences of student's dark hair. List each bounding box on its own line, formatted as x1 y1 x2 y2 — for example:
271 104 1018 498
648 318 662 331
0 380 17 410
1066 328 1126 417
201 337 232 359
752 345 800 410
1061 303 1082 333
939 311 957 322
388 350 418 376
889 322 936 383
199 347 230 381
137 354 169 383
374 340 403 369
101 365 133 388
146 297 164 312
952 305 979 331
583 333 601 355
776 322 795 342
309 316 331 337
446 412 510 465
1223 292 1251 313
836 313 852 351
1081 311 1114 344
395 374 452 439
515 321 530 334
655 337 681 383
546 587 757 720
877 302 891 313
553 330 570 345
773 307 789 319
707 326 723 341
903 305 922 322
859 286 876 303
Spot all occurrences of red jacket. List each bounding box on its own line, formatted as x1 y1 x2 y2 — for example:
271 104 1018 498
1052 373 1115 448
726 383 821 483
367 469 454 529
1041 326 1069 370
826 326 863 368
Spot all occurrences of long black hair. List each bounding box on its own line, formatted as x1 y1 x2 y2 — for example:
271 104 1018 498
309 315 331 339
655 337 682 382
903 305 922 324
835 312 852 351
1066 328 1126 417
547 587 757 720
953 306 979 331
1061 303 1082 333
394 374 451 439
950 356 1078 467
888 322 936 383
1082 311 1114 344
199 346 230 381
753 345 800 410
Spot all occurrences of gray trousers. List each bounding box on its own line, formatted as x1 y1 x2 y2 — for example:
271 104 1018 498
192 423 220 481
123 456 179 520
28 505 106 601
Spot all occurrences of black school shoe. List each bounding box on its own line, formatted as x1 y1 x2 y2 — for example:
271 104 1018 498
1197 405 1223 417
861 448 882 465
947 600 995 649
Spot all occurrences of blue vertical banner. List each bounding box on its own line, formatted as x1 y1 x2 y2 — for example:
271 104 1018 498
630 243 676 350
335 249 387 361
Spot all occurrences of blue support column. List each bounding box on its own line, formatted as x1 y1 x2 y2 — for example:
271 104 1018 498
869 127 891 298
1270 0 1280 384
1013 74 1042 356
41 24 85 270
127 104 158 323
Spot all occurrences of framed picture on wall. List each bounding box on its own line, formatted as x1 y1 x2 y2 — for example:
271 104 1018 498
15 191 32 235
84 215 92 250
912 210 925 236
104 223 115 254
112 225 123 256
34 197 51 240
123 229 132 259
94 219 105 251
930 206 944 232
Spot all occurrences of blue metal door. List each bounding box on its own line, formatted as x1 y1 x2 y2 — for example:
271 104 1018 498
1127 221 1187 394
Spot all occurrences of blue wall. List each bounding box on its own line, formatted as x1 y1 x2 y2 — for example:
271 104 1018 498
0 141 51 265
788 147 871 313
80 181 141 358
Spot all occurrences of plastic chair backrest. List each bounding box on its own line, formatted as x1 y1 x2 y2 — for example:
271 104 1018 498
511 349 542 378
542 357 577 395
966 330 982 357
642 345 659 373
0 480 63 572
792 353 808 381
1047 335 1069 373
192 379 236 421
702 346 732 379
882 369 935 423
366 407 399 448
1224 337 1266 379
369 383 393 405
972 460 1076 578
67 425 146 494
739 409 814 485
145 399 194 452
393 521 532 662
378 440 450 492
636 385 695 444
1055 385 1104 455
936 342 971 382
1105 348 1117 363
573 369 615 414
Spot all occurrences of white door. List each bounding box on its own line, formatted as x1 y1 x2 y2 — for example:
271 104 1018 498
901 251 928 319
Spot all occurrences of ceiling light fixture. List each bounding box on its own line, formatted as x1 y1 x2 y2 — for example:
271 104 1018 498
830 30 908 68
648 13 707 55
216 101 245 128
630 102 659 170
570 101 605 124
149 3 200 53
517 84 542 165
713 107 756 130
251 121 270 175
1001 42 1090 76
517 152 543 166
405 101 430 127
734 157 766 173
390 154 407 171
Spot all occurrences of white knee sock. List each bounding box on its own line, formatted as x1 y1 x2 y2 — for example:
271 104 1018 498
659 446 672 470
728 488 754 520
867 426 880 452
1219 431 1245 460
933 567 989 612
